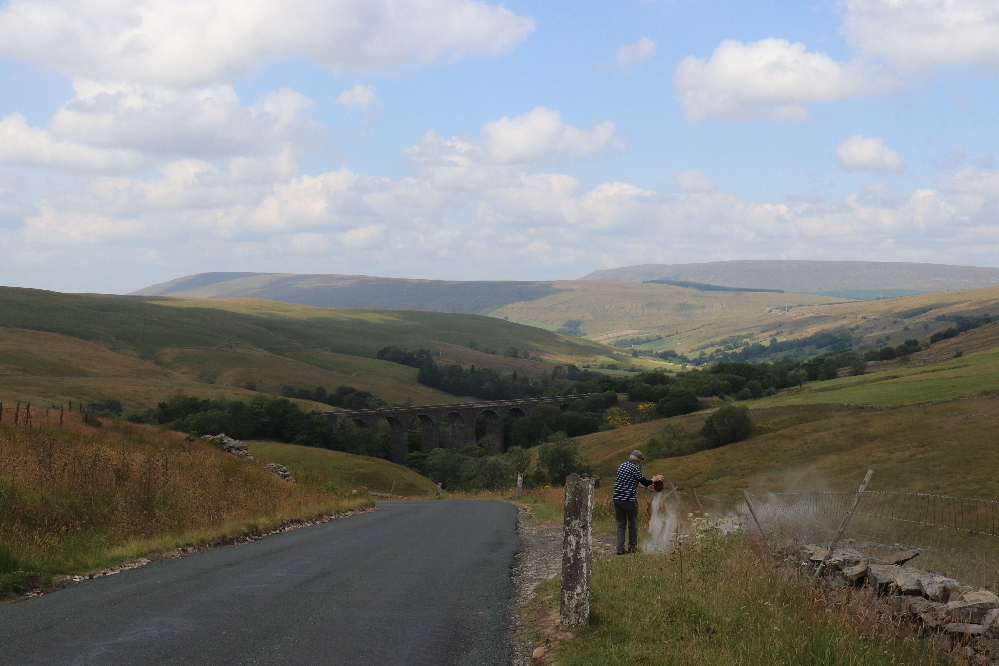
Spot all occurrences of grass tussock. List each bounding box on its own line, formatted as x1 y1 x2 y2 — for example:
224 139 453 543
548 533 947 666
0 416 372 596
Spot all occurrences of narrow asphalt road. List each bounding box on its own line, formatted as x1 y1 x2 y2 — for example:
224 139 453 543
0 501 520 666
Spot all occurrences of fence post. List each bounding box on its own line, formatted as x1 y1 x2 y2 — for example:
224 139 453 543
815 469 874 579
435 483 442 500
692 489 704 512
0 401 3 423
516 473 523 499
14 401 20 425
743 491 767 539
26 403 31 427
561 473 594 629
60 404 64 426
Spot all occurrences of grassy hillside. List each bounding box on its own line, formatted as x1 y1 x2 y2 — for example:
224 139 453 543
0 286 621 409
248 441 437 496
618 285 999 361
577 331 999 499
0 412 373 596
487 280 846 339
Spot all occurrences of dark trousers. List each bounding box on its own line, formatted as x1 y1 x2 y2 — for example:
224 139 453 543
614 499 639 552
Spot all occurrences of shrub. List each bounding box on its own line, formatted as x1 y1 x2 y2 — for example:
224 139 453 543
537 433 588 485
656 388 700 418
645 424 696 460
700 402 753 449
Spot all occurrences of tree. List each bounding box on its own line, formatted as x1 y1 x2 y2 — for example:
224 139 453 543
537 433 586 485
787 368 808 387
656 388 700 418
645 423 693 459
700 402 753 449
504 446 532 475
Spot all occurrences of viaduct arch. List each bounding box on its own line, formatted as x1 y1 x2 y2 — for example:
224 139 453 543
325 395 587 464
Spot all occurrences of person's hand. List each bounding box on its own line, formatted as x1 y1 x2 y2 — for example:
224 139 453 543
652 475 664 482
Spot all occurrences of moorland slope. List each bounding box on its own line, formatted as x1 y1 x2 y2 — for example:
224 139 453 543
583 259 999 298
0 287 617 410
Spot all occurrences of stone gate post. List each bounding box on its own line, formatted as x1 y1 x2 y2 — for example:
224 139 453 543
561 473 594 629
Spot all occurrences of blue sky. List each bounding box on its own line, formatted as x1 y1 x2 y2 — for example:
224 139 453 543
0 0 998 293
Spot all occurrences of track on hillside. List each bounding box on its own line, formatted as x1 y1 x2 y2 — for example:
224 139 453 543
0 501 519 666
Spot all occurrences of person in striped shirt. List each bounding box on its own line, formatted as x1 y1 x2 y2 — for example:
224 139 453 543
612 450 664 555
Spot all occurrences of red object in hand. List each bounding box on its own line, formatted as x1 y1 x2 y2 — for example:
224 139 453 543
653 479 664 492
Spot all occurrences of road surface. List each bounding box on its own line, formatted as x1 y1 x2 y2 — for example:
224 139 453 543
0 500 519 665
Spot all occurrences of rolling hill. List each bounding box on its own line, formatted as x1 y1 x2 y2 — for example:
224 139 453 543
582 260 999 298
0 286 619 410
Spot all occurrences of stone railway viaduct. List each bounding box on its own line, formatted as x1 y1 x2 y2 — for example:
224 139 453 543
325 395 588 464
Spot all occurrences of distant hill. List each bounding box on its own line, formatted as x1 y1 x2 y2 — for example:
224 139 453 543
582 260 999 298
132 273 565 314
132 273 849 339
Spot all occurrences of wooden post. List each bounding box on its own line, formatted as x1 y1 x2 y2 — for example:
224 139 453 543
692 489 704 512
743 491 767 539
14 401 20 425
25 403 31 427
60 404 64 426
815 469 874 579
0 402 3 423
435 483 442 500
390 480 395 496
45 408 49 424
516 473 523 499
561 473 594 629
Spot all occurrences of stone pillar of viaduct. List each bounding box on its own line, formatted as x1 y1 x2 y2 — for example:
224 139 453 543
325 395 587 465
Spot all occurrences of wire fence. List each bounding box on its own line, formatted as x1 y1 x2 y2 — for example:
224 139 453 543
745 490 999 589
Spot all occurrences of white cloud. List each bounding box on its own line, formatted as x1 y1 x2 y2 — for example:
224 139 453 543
47 81 322 160
836 135 905 173
337 85 379 109
13 160 999 283
616 37 656 70
673 169 717 193
0 0 535 87
674 38 895 122
0 113 143 172
845 0 999 70
480 107 621 163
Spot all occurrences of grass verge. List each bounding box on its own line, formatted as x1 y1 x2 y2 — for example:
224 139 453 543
0 416 373 600
513 491 955 665
542 535 948 666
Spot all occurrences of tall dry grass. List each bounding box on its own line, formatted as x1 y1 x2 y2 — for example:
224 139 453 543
0 408 370 587
548 530 951 665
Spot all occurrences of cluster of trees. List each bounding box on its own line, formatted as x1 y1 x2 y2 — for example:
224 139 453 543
862 338 922 362
930 314 993 343
406 433 589 491
644 402 754 460
557 320 584 336
377 345 599 400
611 333 663 348
505 392 620 448
704 327 854 364
125 393 389 458
280 385 386 410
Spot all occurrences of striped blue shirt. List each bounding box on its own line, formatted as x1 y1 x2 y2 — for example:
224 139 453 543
612 460 651 502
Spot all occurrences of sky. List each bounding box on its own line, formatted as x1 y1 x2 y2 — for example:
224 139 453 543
1 0 999 294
